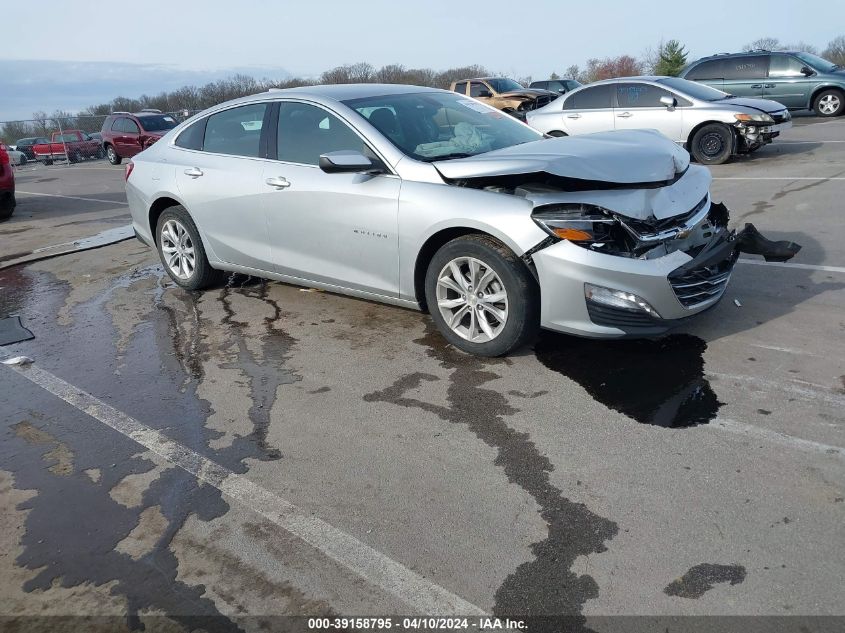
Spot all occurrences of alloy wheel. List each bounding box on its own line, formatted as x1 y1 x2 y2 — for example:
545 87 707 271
436 256 508 342
160 219 196 280
818 94 841 115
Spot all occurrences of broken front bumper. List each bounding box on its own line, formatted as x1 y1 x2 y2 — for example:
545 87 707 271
532 212 800 338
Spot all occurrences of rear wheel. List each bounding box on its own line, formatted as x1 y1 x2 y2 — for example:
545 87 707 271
106 145 122 165
424 234 539 357
690 123 733 165
43 158 53 166
813 89 843 117
0 193 15 222
155 206 223 290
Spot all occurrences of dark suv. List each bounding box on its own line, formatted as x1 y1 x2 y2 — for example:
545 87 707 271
681 50 845 117
14 137 49 160
100 110 179 164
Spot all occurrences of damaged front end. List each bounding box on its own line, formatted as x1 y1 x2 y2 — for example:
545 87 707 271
519 185 801 337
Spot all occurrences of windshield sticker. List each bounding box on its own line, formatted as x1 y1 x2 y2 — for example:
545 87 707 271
163 116 175 122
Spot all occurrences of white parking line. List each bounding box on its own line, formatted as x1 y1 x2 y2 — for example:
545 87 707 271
713 177 845 180
737 259 845 274
16 191 128 206
0 359 485 616
775 140 845 144
712 418 843 461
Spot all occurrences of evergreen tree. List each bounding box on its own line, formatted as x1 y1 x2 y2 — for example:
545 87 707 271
654 40 688 77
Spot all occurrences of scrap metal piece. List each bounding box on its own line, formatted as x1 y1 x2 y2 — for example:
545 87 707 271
735 223 802 262
2 355 34 366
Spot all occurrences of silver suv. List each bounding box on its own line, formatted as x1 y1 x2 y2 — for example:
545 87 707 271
125 85 799 356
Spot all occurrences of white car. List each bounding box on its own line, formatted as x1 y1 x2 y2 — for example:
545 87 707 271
526 76 792 165
6 146 27 165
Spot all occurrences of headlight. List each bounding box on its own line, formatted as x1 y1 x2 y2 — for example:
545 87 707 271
532 204 615 242
734 112 774 124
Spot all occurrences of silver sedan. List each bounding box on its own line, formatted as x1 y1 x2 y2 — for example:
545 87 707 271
126 84 797 356
526 76 792 165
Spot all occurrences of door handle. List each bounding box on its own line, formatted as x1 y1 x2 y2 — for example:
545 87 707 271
764 83 776 88
566 113 581 119
616 112 633 118
750 84 763 89
265 176 291 189
183 167 203 178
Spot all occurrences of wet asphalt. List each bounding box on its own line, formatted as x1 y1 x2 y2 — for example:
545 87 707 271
0 117 843 631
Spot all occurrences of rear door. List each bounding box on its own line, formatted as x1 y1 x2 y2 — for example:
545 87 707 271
721 55 768 98
172 102 273 271
260 100 401 296
765 53 812 108
613 82 685 142
560 84 615 135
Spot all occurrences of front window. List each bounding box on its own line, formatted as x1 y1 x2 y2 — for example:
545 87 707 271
795 52 838 73
342 91 542 161
656 77 730 102
769 54 806 77
487 78 523 93
137 115 178 132
276 102 368 165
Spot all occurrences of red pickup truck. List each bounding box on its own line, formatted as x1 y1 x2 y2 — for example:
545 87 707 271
33 130 104 165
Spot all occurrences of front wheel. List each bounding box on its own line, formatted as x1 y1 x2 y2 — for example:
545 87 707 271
106 145 122 165
155 206 223 290
424 234 539 357
813 89 844 117
690 123 733 165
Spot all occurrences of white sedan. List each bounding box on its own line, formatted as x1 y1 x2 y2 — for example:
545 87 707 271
526 76 792 165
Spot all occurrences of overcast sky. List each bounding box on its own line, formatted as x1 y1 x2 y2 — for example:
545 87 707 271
1 0 842 120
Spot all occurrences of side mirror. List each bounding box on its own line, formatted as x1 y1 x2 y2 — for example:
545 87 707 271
659 95 677 108
319 150 381 174
800 66 814 77
478 90 493 98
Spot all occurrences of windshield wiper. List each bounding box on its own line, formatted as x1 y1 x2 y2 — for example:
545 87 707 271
422 152 474 162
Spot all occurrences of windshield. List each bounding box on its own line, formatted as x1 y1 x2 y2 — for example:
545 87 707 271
656 77 730 101
137 114 178 132
342 91 542 161
487 78 524 93
795 52 839 72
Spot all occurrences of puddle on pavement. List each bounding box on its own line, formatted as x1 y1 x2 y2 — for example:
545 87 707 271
535 332 722 428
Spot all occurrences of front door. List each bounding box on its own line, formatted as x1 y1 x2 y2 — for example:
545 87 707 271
173 102 273 271
261 101 400 297
764 53 813 109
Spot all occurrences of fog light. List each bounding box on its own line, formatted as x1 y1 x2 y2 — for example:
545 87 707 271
584 283 661 318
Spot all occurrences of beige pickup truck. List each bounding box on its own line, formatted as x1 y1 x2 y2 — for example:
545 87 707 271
450 77 558 119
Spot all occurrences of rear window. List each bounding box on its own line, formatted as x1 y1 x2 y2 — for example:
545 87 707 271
174 118 207 150
685 59 724 80
202 103 268 157
137 115 178 132
454 81 467 94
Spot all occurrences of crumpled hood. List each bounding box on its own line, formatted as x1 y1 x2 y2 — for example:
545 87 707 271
720 97 789 114
498 89 556 99
434 129 690 184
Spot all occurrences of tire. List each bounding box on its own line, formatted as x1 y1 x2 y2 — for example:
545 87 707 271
424 234 539 357
18 155 27 166
813 89 844 117
690 123 733 165
155 206 223 291
70 151 82 164
43 158 53 166
0 193 15 222
106 145 122 165
547 130 567 137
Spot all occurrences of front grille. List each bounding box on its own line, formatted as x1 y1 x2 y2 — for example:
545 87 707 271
623 195 709 236
669 258 735 308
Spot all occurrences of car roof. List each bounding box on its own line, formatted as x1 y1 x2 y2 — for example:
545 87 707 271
269 83 447 100
579 76 670 85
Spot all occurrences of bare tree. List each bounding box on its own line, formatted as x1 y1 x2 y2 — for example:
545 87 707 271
743 37 782 51
823 35 845 65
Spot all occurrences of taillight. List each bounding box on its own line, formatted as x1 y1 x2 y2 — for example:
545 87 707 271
0 143 9 166
124 161 134 181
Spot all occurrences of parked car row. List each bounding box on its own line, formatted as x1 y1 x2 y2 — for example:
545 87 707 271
125 83 799 357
